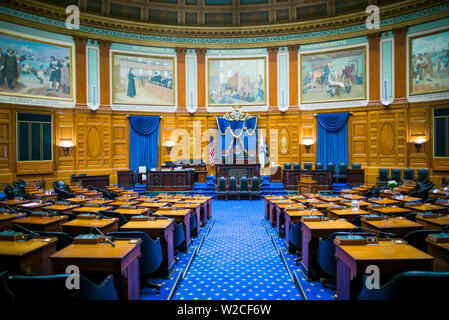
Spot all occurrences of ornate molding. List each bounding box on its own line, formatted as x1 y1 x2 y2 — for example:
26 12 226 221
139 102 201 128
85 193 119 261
0 0 448 47
222 106 255 121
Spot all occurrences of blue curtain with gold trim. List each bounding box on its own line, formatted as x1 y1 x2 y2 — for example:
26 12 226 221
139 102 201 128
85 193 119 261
316 112 348 169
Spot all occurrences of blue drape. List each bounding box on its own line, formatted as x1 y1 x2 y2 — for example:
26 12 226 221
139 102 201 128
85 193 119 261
129 116 160 173
316 112 348 169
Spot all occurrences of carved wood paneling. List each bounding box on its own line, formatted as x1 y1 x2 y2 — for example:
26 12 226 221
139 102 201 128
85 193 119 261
0 109 13 185
349 111 369 168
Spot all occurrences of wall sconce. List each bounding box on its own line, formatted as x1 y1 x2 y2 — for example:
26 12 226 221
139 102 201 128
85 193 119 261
412 137 426 153
301 138 314 153
58 140 74 156
163 140 175 154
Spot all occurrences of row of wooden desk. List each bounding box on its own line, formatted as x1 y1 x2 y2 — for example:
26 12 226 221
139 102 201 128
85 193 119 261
264 192 449 300
0 186 212 300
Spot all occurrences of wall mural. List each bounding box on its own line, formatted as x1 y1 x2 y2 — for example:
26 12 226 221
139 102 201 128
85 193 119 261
0 32 73 101
300 46 366 104
409 28 449 96
208 57 267 106
112 52 175 106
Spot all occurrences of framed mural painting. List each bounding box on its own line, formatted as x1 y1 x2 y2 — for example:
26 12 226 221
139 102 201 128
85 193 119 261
0 31 73 101
208 57 267 106
112 52 176 106
300 46 366 104
409 28 449 96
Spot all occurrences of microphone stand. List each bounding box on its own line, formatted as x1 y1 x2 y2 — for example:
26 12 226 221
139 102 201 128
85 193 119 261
90 227 115 247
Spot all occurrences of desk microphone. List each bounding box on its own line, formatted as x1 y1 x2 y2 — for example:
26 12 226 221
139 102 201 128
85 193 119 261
354 226 396 238
90 227 115 247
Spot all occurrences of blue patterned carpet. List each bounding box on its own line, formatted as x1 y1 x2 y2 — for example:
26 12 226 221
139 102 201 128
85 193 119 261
173 200 303 300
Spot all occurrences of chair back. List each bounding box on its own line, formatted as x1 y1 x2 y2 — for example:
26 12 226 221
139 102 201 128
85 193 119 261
190 211 197 231
352 163 361 170
304 163 312 171
173 222 185 249
327 163 335 172
391 168 401 181
403 168 414 180
240 177 249 192
318 232 375 277
359 271 449 300
350 215 364 227
417 168 429 182
107 231 163 277
293 162 301 171
217 177 227 191
6 274 118 300
99 210 128 227
338 163 348 176
251 177 260 191
379 168 389 181
35 231 73 251
228 177 237 192
315 163 323 170
289 221 302 250
284 162 292 170
402 230 442 252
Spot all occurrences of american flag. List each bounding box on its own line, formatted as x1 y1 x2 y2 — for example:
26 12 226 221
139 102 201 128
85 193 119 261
209 135 215 166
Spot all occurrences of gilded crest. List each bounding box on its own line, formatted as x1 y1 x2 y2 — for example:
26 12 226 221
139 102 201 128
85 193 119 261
222 106 254 121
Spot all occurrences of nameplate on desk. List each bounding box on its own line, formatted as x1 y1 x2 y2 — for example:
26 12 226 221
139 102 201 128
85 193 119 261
361 215 384 221
0 231 24 241
301 216 322 222
73 234 103 244
334 235 368 246
77 214 100 220
417 212 440 219
427 232 449 243
29 211 53 217
130 215 151 221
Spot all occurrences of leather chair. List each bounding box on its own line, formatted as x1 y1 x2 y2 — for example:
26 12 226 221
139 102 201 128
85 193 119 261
250 177 261 200
98 210 129 227
293 162 301 171
352 163 361 170
358 271 449 300
377 168 389 188
6 273 118 300
107 231 163 294
403 168 414 181
239 176 250 200
289 221 303 264
402 230 443 252
417 169 429 182
173 222 185 261
391 168 402 183
215 177 227 200
304 163 313 171
227 177 238 200
284 163 292 170
337 163 348 183
315 163 323 170
34 231 73 251
327 163 337 182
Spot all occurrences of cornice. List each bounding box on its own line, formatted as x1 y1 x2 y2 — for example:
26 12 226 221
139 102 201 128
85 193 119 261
0 0 448 47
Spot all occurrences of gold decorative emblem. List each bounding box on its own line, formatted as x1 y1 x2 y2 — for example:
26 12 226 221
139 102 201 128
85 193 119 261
222 106 254 121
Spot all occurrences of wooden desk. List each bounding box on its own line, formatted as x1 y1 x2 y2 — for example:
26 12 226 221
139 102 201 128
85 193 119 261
310 202 338 213
45 204 80 213
113 208 149 217
0 213 26 229
31 192 57 202
264 196 284 220
12 215 69 232
65 197 92 205
284 210 323 252
361 217 423 237
342 194 367 201
62 218 119 236
16 201 53 212
117 170 135 187
269 200 293 227
120 219 175 277
88 199 114 206
70 175 110 189
147 170 194 191
435 200 449 208
328 208 369 221
367 198 401 206
0 199 31 208
51 239 141 300
426 235 449 271
428 189 449 200
275 203 307 236
154 209 191 250
171 203 201 236
301 220 355 279
188 196 212 224
72 206 112 214
335 239 434 300
347 169 365 186
409 203 447 213
339 200 371 210
415 214 449 230
371 206 412 216
320 196 344 202
138 202 169 211
391 195 422 203
0 237 57 275
298 174 319 195
109 201 138 207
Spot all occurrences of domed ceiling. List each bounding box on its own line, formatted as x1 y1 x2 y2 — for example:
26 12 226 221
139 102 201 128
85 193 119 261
35 0 401 26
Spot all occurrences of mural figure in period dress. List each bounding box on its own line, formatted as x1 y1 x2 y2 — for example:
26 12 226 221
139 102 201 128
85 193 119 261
47 56 61 92
5 49 18 90
60 56 70 95
127 68 136 98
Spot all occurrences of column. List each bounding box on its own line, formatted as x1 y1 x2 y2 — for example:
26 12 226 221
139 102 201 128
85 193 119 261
74 36 87 108
176 47 187 112
196 48 207 111
393 27 408 103
268 46 278 111
288 45 298 107
99 40 111 109
368 32 381 105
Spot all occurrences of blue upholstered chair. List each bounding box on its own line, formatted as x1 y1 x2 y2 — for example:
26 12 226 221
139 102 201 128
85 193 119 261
5 273 118 300
391 168 402 183
377 168 389 188
358 271 449 300
173 222 185 260
304 163 313 171
293 162 301 171
327 163 337 182
417 168 429 182
215 177 227 200
99 210 128 227
317 232 375 289
227 177 238 200
315 163 323 170
402 230 443 252
337 163 348 183
289 221 303 264
34 231 73 251
403 168 414 181
107 231 163 294
250 177 261 200
350 215 364 227
284 163 292 170
352 163 361 170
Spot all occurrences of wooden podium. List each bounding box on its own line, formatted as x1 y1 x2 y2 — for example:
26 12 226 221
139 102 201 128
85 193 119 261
298 174 319 194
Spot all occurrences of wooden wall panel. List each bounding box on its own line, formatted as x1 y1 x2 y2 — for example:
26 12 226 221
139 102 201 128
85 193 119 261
111 115 129 170
408 106 430 168
267 114 299 167
55 111 76 179
299 112 316 166
349 111 369 168
0 109 13 186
